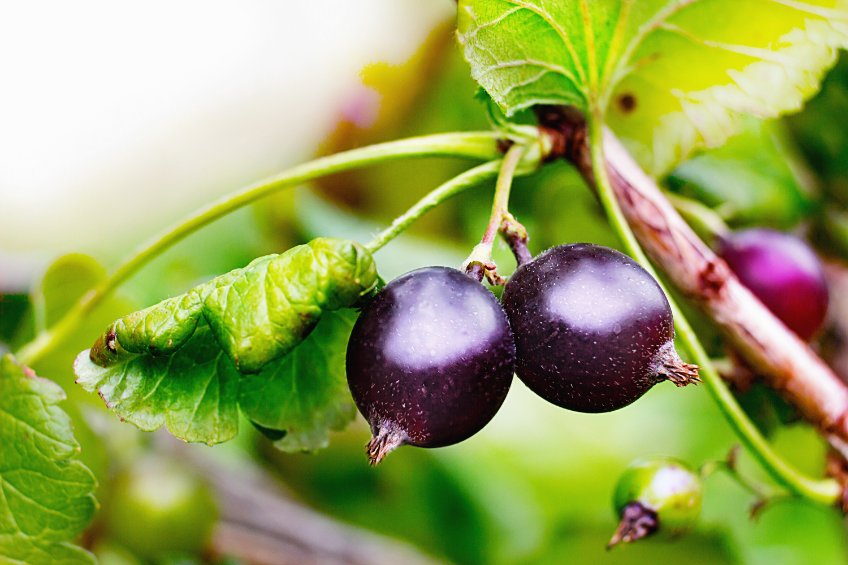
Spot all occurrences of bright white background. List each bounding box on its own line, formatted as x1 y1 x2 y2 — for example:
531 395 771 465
0 0 453 288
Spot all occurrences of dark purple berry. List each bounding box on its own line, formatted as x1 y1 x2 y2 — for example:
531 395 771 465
717 228 829 340
346 267 515 464
502 244 697 413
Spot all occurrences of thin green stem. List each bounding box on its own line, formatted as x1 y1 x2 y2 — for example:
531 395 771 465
587 120 840 505
666 192 730 244
701 458 774 500
365 161 502 254
15 131 504 366
463 144 526 272
700 452 796 518
487 144 526 245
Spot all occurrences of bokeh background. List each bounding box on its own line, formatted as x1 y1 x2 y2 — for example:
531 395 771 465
2 1 848 563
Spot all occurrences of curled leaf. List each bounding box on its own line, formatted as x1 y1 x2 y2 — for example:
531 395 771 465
74 311 358 447
89 237 377 373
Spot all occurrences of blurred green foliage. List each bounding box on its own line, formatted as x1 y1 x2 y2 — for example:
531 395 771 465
788 53 848 258
668 118 814 229
789 54 848 208
5 24 848 565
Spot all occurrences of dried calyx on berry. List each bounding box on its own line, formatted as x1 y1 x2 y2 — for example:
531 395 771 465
608 457 703 548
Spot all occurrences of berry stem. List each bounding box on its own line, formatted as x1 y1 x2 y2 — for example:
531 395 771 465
15 131 507 367
700 447 781 515
700 447 795 518
585 118 841 506
463 143 527 280
485 144 526 246
500 212 533 266
365 160 502 254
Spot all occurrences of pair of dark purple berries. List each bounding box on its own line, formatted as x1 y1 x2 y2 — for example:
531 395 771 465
346 230 828 464
346 243 691 464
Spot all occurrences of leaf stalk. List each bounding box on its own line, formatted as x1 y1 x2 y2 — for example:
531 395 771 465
365 160 502 254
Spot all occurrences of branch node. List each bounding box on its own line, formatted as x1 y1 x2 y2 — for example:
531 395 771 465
698 258 728 298
533 105 588 165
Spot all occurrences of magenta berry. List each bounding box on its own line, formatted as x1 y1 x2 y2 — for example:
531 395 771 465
502 244 697 413
346 267 515 464
718 229 828 340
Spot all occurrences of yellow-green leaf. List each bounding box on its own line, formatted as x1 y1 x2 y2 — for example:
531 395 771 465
458 0 848 174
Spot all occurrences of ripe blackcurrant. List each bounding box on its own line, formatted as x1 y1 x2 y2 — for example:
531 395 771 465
608 457 703 547
502 243 697 413
717 228 829 340
346 267 515 464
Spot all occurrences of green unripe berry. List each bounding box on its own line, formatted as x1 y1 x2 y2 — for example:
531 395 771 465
106 455 219 560
609 457 702 547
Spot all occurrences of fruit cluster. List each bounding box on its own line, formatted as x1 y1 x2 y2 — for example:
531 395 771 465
345 229 829 546
346 243 698 464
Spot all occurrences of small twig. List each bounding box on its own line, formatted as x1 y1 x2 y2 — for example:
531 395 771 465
700 446 781 518
599 132 848 449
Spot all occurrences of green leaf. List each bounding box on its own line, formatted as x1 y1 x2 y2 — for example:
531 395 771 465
16 254 141 490
0 355 96 565
74 239 374 448
203 238 374 373
37 254 108 331
88 237 377 374
457 0 848 175
75 311 360 449
239 310 358 452
74 323 240 445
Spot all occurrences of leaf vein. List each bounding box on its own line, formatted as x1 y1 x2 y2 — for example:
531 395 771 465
501 0 589 85
477 58 582 89
460 5 523 41
656 22 788 63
